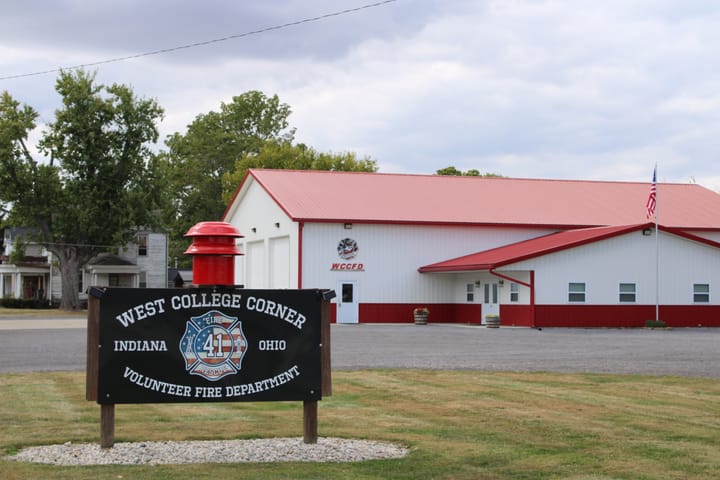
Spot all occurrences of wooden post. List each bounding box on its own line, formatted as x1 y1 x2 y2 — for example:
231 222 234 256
303 400 318 444
321 297 332 397
87 288 116 448
302 292 332 444
85 291 101 401
100 404 115 448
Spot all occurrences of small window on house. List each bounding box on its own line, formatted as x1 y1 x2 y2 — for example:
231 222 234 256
139 272 147 289
619 283 636 303
510 282 519 302
137 233 148 256
693 283 710 303
78 270 84 294
466 283 474 302
568 282 586 302
109 274 121 287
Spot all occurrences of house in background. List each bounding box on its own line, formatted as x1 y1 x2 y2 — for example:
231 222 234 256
0 227 49 301
0 228 168 305
167 268 193 288
222 169 720 328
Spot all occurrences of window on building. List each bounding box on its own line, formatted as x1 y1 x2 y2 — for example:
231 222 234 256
484 283 498 304
3 274 13 297
137 233 148 256
78 270 83 294
139 272 147 288
109 274 121 287
568 282 586 302
619 283 636 303
341 283 353 303
466 283 474 302
510 282 519 302
693 283 710 303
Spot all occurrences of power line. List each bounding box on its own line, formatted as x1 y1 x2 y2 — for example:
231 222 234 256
0 0 398 81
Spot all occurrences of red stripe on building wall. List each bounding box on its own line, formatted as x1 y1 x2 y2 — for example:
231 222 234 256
331 303 720 327
329 303 483 324
534 305 720 328
498 305 534 327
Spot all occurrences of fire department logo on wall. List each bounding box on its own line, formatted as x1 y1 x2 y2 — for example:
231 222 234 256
337 238 358 260
180 310 248 381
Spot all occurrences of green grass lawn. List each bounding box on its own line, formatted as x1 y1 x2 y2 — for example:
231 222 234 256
1 370 719 479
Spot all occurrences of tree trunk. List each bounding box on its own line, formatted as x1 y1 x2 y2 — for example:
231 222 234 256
55 247 83 311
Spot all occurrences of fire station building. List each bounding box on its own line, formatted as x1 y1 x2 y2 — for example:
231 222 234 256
222 169 720 328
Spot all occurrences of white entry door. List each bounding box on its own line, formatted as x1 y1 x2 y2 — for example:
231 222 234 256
336 280 359 324
482 281 499 323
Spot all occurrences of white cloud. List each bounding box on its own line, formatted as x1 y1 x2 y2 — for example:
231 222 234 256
2 0 720 192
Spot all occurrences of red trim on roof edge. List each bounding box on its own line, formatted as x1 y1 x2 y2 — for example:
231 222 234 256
221 169 254 221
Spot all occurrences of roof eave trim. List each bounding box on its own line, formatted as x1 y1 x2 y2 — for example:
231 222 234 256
418 264 493 273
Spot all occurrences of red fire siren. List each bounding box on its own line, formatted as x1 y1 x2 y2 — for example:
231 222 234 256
184 221 244 286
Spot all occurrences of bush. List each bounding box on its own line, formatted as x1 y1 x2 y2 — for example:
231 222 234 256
0 297 53 309
645 319 667 328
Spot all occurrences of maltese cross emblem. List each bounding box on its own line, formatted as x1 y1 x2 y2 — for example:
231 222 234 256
179 310 248 381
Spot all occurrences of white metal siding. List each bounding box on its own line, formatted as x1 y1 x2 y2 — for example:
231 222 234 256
269 236 291 288
301 223 555 303
687 230 720 243
226 180 297 288
246 241 266 288
510 230 720 304
490 270 532 304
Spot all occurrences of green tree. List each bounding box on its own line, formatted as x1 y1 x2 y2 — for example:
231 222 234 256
159 92 377 265
158 91 295 265
436 166 503 177
220 141 377 204
0 70 164 310
435 166 463 176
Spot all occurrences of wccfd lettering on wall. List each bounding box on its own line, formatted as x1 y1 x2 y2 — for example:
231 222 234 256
330 262 365 271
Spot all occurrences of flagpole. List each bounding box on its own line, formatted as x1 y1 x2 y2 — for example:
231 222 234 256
654 164 659 322
646 164 659 323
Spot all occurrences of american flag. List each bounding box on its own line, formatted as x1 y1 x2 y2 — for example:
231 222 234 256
646 166 657 219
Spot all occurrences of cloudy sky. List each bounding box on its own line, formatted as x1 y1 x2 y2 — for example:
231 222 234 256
2 0 720 191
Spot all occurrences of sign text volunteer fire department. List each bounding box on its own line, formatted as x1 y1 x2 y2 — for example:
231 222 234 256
95 287 322 404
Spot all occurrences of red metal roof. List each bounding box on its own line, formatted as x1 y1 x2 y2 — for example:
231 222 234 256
225 169 720 230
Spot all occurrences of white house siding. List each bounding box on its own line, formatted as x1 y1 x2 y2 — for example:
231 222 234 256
135 232 168 288
300 222 556 303
508 230 720 305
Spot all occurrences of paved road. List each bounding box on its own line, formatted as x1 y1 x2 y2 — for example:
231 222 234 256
331 324 720 378
1 317 719 378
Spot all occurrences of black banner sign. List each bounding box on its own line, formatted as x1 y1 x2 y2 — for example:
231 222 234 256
96 288 322 404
